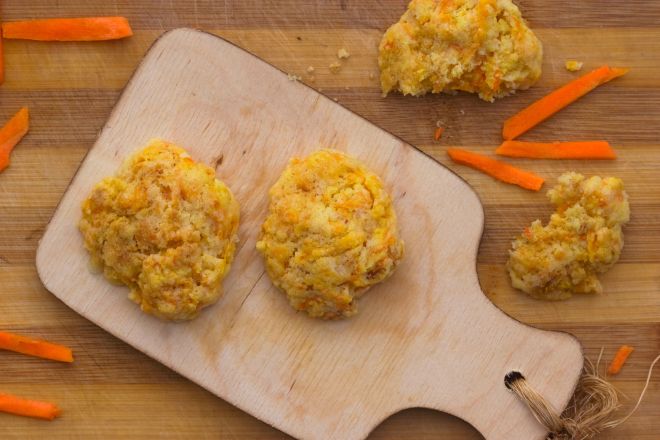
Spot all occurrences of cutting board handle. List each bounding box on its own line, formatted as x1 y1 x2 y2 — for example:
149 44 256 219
395 279 583 440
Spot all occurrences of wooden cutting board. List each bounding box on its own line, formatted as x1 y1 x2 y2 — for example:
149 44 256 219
35 29 582 440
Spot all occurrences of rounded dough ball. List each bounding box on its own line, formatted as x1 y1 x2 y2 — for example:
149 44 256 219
256 150 404 319
79 140 240 320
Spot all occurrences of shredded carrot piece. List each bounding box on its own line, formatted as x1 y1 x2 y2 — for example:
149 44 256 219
0 331 73 363
0 107 29 172
502 66 628 140
608 345 634 376
434 127 445 141
0 392 60 420
447 148 544 191
496 140 617 160
2 17 133 41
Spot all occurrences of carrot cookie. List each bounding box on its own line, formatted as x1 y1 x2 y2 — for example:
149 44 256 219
79 140 240 320
256 150 404 319
379 0 543 101
507 172 630 300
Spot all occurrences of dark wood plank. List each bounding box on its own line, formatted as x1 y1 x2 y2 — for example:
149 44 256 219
3 0 660 29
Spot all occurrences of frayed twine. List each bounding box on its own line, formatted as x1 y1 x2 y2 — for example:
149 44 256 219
505 350 660 440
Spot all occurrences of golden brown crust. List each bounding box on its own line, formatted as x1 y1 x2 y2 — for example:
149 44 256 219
507 172 629 300
79 140 240 320
378 0 543 101
256 150 404 319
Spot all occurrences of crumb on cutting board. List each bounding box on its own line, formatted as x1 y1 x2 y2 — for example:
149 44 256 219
306 66 315 74
337 48 350 59
329 62 342 74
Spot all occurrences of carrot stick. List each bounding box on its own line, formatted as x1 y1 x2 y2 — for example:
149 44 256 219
447 148 544 191
0 27 4 85
502 65 628 140
0 107 29 172
496 140 617 160
0 392 60 420
0 331 73 363
608 345 635 376
434 127 445 141
2 17 133 41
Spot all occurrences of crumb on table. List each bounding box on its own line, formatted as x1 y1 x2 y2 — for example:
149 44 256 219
565 60 584 72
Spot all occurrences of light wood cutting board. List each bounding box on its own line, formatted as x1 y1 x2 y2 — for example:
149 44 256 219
35 28 582 440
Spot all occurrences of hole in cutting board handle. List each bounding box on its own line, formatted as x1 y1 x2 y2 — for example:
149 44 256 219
504 371 525 389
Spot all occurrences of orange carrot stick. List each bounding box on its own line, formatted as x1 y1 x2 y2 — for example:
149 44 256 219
2 17 133 41
434 127 445 141
0 392 60 420
496 140 617 160
0 331 73 363
0 107 29 172
447 148 544 191
608 345 635 376
0 27 4 85
502 66 628 140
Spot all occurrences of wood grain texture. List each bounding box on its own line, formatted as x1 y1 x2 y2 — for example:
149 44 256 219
2 29 658 90
1 1 659 439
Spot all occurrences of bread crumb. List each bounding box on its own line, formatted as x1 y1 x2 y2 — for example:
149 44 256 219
287 73 302 82
306 66 315 74
369 73 376 80
333 97 338 102
565 60 584 72
329 62 342 74
309 76 316 82
337 48 350 59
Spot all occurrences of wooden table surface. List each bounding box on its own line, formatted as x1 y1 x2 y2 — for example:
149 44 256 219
1 1 658 439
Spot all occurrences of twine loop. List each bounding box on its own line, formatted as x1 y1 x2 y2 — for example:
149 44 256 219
504 352 660 440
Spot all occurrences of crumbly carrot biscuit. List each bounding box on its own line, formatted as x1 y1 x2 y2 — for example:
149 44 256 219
507 172 630 300
256 150 404 319
79 140 240 320
379 0 543 101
